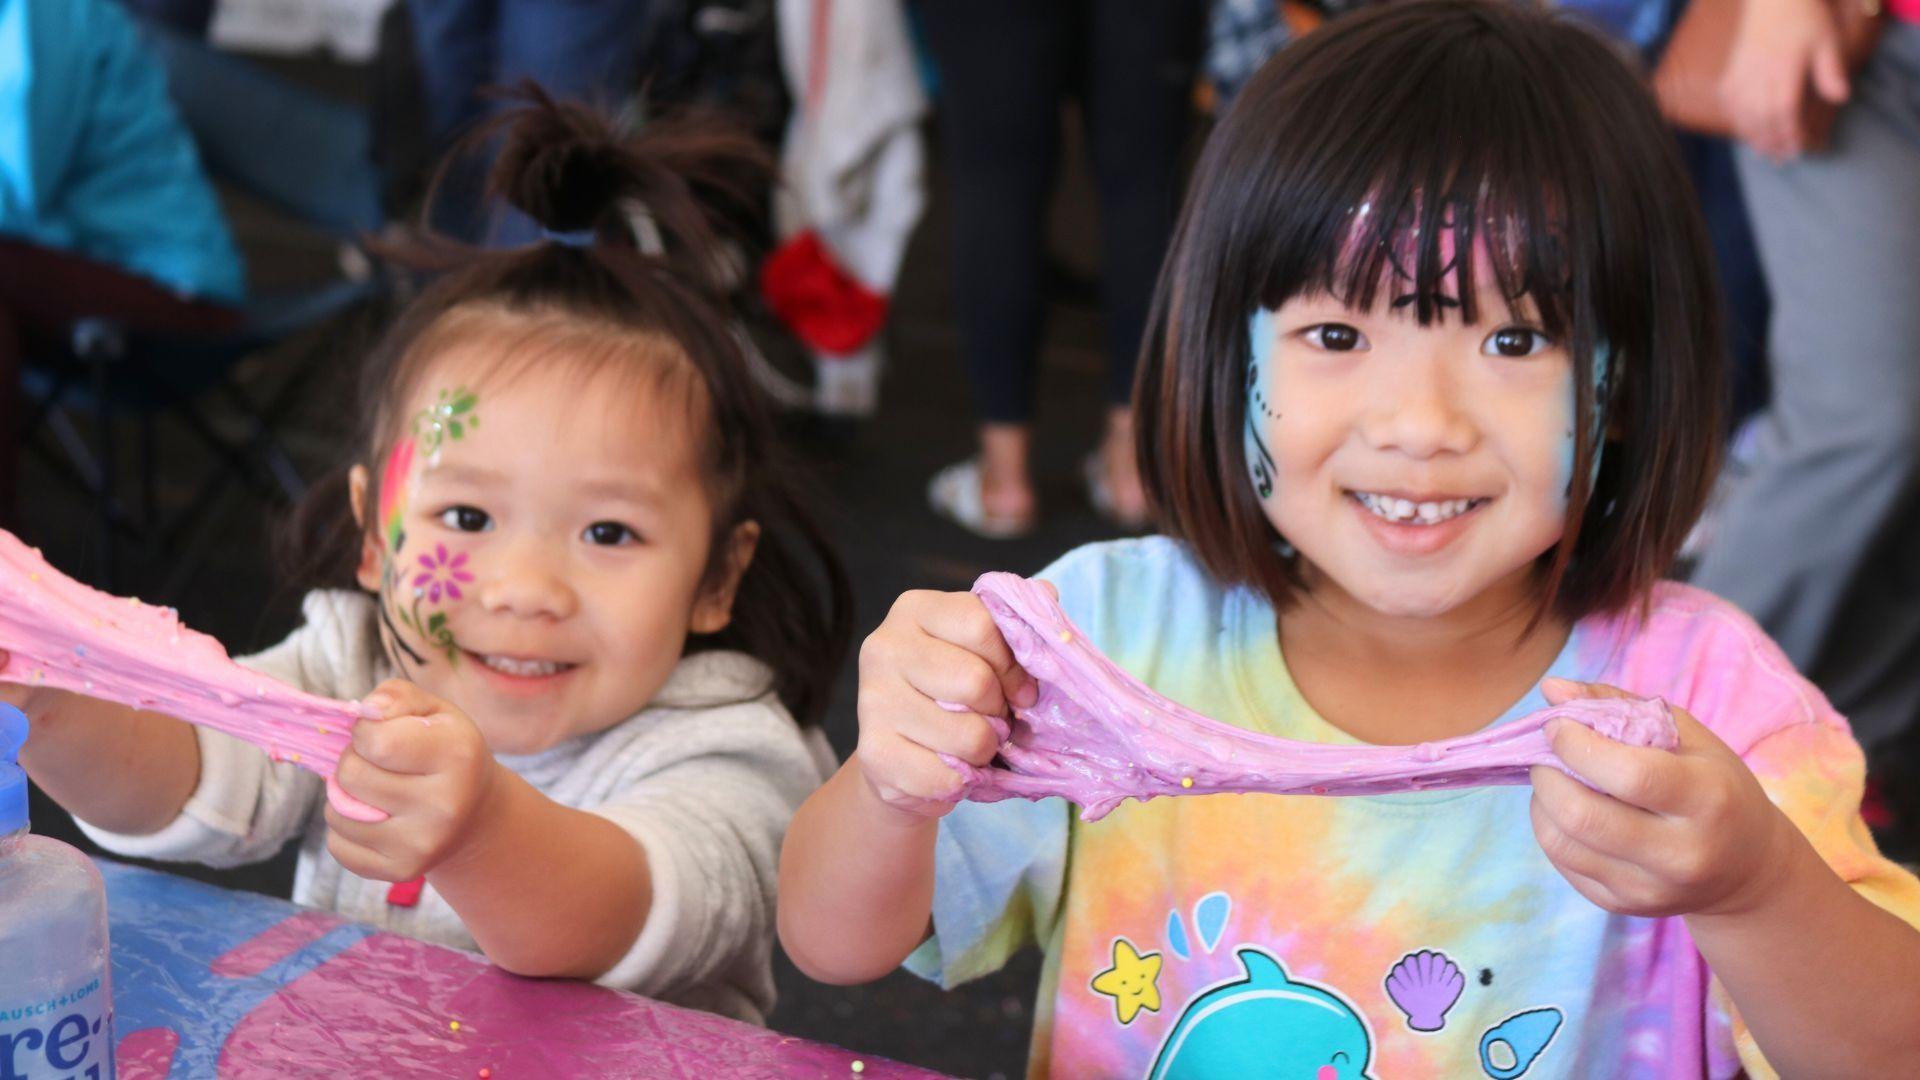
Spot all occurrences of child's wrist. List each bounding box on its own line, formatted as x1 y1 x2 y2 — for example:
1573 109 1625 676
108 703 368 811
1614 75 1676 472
850 756 949 832
1692 806 1822 922
433 760 516 877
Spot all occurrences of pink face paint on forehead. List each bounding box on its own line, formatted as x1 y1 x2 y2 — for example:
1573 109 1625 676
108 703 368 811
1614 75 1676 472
1331 194 1553 315
943 572 1677 821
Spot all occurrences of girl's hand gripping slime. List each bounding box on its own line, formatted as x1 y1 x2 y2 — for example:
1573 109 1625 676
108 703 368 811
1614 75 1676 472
944 573 1679 821
0 529 386 822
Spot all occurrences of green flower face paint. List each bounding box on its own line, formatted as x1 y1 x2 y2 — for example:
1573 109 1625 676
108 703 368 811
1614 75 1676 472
414 385 480 458
374 386 484 674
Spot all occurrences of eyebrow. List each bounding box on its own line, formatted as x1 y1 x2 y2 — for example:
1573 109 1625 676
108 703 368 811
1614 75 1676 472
423 463 666 505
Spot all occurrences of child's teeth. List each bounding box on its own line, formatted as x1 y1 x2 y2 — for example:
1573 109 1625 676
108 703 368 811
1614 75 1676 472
1358 493 1475 524
482 655 564 677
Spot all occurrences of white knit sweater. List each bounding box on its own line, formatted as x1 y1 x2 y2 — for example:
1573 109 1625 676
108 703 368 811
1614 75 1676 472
80 590 834 1024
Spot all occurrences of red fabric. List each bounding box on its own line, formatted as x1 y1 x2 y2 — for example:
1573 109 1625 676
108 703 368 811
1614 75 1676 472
1892 0 1919 25
386 877 426 907
758 230 888 357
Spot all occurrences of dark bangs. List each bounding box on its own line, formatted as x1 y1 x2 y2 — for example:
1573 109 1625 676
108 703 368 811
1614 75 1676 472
1137 0 1724 623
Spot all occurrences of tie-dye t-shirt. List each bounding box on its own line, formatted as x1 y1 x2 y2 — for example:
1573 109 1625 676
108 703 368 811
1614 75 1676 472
905 537 1920 1079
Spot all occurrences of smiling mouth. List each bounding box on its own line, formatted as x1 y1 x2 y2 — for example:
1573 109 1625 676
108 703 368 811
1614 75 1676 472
1349 491 1489 525
469 652 578 678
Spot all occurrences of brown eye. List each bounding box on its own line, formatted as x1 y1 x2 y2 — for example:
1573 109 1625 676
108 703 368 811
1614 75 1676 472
583 521 638 546
1307 323 1367 351
438 506 491 532
1484 326 1549 357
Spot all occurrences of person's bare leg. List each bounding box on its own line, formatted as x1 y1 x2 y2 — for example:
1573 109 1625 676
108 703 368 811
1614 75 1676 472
1101 406 1149 525
979 423 1038 525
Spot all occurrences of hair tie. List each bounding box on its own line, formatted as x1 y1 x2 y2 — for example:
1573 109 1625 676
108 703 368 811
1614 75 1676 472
541 227 596 248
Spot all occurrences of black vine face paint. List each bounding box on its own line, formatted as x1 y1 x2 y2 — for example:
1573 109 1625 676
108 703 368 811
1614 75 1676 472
1244 308 1280 502
372 386 484 674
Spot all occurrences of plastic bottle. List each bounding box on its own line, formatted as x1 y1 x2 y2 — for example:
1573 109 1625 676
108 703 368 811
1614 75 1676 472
0 704 116 1079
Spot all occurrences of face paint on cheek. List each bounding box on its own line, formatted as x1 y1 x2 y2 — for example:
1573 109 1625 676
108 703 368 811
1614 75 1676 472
1556 342 1613 503
375 385 484 672
373 438 429 673
1244 308 1280 503
397 542 473 667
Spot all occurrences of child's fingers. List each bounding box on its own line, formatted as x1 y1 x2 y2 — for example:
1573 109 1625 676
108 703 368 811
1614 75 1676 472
322 823 413 883
332 746 404 815
1539 677 1634 706
1667 706 1737 765
1529 784 1643 904
1546 715 1690 815
857 731 972 804
863 664 1004 767
900 636 1019 720
1529 763 1659 862
893 698 1003 767
361 678 451 721
917 593 1037 709
349 710 474 776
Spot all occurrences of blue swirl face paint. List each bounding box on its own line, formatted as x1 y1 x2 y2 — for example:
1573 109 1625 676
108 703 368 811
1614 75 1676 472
1558 341 1612 504
1244 308 1280 503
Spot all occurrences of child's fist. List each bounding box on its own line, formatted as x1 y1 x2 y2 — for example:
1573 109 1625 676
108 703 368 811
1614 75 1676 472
854 589 1039 819
1529 678 1797 919
323 679 499 883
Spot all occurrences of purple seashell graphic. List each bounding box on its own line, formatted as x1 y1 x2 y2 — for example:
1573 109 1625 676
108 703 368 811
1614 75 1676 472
1384 949 1466 1032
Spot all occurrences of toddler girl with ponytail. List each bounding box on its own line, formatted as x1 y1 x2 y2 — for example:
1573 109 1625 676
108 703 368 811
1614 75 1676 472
8 89 850 1023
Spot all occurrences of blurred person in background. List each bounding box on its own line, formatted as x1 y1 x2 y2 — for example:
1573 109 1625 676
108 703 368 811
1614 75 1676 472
405 0 655 243
918 1 1205 538
1689 0 1920 850
0 0 244 521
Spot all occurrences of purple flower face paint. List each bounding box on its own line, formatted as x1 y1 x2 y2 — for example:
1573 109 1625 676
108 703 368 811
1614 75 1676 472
413 544 475 604
375 388 485 674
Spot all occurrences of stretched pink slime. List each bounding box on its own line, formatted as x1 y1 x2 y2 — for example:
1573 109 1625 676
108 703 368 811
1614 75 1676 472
0 529 386 822
944 572 1679 822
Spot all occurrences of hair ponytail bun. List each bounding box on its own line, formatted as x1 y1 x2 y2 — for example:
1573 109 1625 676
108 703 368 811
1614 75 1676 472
489 92 629 234
475 83 770 292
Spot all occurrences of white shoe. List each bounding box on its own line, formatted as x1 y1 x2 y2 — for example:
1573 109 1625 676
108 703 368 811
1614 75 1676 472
928 460 1035 539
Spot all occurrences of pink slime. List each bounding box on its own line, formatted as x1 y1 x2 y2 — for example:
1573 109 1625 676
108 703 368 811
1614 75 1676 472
943 572 1679 821
0 529 386 822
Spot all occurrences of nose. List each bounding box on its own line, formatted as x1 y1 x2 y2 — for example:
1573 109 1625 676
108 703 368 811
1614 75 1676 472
476 536 579 620
1359 349 1478 460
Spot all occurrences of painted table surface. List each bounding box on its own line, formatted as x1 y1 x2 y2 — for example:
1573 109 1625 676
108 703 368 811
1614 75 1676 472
99 861 943 1079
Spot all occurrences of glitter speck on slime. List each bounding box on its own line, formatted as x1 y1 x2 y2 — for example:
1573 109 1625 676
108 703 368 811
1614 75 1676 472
0 529 385 822
945 572 1679 821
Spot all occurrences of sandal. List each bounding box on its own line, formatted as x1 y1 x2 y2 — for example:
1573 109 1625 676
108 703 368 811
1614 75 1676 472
1083 453 1151 531
928 460 1035 539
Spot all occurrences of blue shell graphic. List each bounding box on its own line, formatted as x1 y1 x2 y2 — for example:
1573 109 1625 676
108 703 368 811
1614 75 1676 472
1147 948 1374 1080
1479 1006 1564 1079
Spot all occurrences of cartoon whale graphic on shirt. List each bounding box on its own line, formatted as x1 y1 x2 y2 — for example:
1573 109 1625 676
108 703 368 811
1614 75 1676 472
1146 947 1375 1080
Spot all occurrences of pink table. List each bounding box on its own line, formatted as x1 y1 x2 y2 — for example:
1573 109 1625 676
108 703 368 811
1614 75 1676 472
99 861 945 1079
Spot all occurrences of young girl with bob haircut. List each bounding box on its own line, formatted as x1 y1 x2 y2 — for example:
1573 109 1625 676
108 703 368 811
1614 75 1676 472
11 90 850 1023
778 2 1920 1074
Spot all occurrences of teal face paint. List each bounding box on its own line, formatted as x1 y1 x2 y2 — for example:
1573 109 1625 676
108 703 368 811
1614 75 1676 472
1244 308 1279 502
1558 341 1612 502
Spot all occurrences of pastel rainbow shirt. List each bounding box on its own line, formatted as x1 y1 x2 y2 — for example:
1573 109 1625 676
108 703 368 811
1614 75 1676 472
906 538 1920 1078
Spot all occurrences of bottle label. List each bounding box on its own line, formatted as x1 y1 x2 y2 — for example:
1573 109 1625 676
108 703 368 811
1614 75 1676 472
0 975 114 1080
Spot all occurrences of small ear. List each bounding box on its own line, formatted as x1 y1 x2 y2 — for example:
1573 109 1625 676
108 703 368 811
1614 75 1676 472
348 465 382 593
690 520 761 635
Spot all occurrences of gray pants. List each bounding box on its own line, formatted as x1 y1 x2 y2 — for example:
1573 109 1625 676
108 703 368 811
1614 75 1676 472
1692 23 1920 751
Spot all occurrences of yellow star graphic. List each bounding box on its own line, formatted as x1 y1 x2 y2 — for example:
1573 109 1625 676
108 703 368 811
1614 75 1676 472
1090 937 1163 1025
